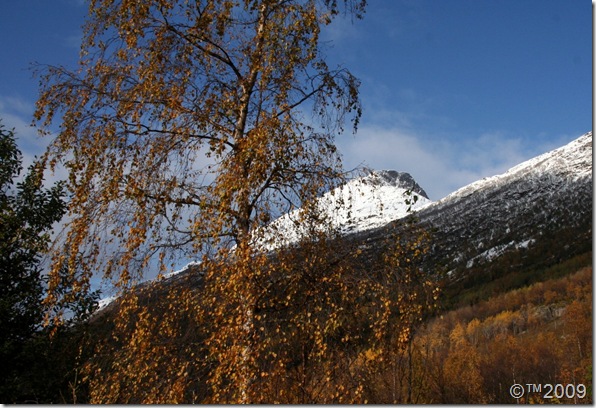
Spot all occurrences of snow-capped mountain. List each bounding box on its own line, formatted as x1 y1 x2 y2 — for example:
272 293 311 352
357 131 592 280
257 169 432 249
303 169 432 233
98 131 592 315
179 130 592 277
434 132 591 205
266 131 591 259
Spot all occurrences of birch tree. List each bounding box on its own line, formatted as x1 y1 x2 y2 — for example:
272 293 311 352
35 0 365 402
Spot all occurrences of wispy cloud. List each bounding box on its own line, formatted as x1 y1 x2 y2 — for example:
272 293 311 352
0 95 68 185
63 33 83 50
337 123 564 201
0 96 46 167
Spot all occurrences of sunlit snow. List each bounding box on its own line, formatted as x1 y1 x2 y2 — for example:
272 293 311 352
256 170 433 249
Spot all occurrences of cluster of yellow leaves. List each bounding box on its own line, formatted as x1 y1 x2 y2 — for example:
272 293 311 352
77 210 441 403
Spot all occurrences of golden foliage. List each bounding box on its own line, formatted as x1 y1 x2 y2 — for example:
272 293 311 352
30 0 418 403
398 266 593 404
35 0 364 296
77 214 440 403
32 0 449 402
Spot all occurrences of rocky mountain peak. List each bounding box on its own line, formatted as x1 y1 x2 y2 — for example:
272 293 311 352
364 170 430 199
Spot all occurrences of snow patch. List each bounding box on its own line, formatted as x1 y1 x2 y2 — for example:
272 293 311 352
164 261 202 279
466 238 536 268
97 295 117 311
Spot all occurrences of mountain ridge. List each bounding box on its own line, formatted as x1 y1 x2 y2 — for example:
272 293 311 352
255 168 433 249
434 132 591 206
354 131 592 296
269 131 592 244
99 131 592 308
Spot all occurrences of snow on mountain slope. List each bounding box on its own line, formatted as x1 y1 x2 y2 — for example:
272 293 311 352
257 170 433 249
264 132 592 252
412 131 593 272
97 171 434 308
434 131 592 205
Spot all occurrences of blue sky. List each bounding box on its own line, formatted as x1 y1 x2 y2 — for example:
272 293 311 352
0 0 592 200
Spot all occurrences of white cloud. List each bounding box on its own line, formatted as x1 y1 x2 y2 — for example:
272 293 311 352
63 33 83 49
0 95 69 186
337 126 450 199
0 96 48 169
337 124 556 201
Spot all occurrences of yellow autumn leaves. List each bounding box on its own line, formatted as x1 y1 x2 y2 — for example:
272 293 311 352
29 0 446 403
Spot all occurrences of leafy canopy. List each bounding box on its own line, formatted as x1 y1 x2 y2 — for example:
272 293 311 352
34 0 375 403
35 0 365 293
0 121 68 402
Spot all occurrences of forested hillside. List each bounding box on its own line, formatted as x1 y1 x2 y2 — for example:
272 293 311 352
367 262 592 404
